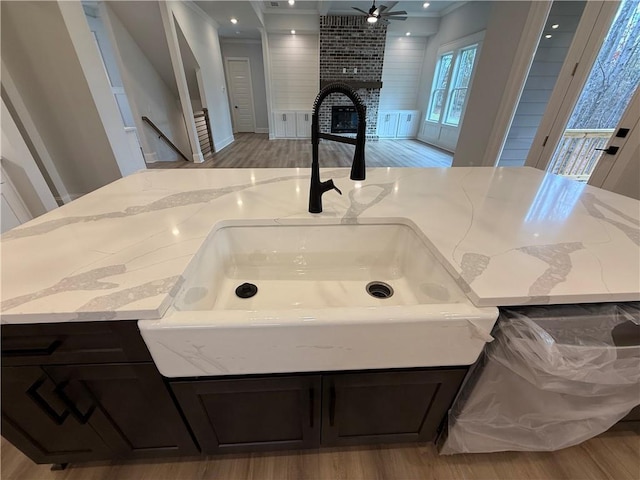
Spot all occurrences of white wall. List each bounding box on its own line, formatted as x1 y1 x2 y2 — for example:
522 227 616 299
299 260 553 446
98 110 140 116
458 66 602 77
416 2 492 120
1 98 58 217
379 36 427 111
454 1 539 166
103 3 190 163
2 1 123 198
220 40 269 132
169 2 235 151
268 34 319 111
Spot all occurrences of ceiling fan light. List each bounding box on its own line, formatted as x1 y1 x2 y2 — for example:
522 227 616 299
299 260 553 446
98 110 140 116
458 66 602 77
367 16 378 23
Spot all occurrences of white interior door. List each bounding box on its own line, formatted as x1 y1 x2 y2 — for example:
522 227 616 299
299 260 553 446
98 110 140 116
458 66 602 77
225 58 256 133
588 87 640 199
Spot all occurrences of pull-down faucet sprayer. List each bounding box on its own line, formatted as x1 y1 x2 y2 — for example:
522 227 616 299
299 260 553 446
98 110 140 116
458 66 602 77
309 82 366 213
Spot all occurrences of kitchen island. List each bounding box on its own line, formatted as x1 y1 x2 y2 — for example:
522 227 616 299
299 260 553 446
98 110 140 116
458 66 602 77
1 167 638 465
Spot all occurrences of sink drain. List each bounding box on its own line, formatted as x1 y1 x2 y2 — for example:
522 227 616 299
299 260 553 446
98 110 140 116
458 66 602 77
235 282 258 299
366 281 394 299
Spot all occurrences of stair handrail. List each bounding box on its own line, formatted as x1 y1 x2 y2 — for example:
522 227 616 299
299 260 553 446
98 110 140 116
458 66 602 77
141 116 190 162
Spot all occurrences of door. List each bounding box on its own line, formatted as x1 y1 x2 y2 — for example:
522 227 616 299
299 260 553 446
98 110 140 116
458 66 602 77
588 87 640 199
171 375 321 454
321 369 466 447
225 58 256 133
1 366 111 464
540 0 639 183
421 32 484 151
43 363 197 459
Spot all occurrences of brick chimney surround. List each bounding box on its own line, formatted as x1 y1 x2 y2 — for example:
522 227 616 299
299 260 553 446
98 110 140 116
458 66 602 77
319 16 388 139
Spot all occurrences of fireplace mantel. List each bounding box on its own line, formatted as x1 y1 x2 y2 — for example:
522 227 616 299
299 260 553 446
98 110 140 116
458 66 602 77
320 80 383 90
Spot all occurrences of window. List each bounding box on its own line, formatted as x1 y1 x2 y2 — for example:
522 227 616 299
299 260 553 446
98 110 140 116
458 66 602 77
426 34 483 128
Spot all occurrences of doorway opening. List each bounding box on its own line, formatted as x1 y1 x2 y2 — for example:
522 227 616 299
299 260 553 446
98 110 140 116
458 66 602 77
547 0 639 182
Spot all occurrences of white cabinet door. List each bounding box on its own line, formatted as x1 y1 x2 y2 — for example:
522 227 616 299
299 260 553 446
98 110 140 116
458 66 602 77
0 167 32 233
378 112 399 138
397 111 420 138
273 111 296 138
296 112 312 138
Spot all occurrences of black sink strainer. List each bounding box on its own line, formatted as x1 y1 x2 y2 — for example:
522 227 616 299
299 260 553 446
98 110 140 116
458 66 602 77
366 281 394 299
235 282 258 299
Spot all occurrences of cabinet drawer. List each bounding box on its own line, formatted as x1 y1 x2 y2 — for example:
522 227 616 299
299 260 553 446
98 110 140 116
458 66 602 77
1 321 151 366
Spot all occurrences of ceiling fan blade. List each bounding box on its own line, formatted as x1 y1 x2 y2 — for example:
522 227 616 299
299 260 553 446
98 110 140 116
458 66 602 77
377 5 388 14
384 10 408 15
352 7 369 15
388 16 407 21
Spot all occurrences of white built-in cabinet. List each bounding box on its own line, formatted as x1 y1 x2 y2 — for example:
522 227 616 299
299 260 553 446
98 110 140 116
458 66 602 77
377 110 421 139
273 111 312 138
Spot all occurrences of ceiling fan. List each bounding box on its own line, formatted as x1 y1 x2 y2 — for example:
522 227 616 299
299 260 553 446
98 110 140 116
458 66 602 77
352 1 407 23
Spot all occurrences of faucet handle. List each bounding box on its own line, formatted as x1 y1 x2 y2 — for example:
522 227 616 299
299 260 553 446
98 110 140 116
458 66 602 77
323 179 342 195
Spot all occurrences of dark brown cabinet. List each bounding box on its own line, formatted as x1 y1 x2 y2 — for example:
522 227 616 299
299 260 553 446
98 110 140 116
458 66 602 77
171 375 322 454
1 366 112 465
321 369 467 446
1 321 198 466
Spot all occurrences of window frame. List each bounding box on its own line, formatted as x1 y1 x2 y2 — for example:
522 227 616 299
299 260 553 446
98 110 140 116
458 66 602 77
425 31 485 128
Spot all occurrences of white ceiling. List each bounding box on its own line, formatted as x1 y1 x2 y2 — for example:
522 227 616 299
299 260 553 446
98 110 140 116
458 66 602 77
196 1 464 38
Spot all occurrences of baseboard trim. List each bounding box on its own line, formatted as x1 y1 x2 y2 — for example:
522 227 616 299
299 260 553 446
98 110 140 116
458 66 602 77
255 128 269 134
215 135 235 152
143 152 159 163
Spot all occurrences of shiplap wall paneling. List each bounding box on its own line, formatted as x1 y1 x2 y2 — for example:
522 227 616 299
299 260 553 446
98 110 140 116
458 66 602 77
379 36 427 111
268 34 319 111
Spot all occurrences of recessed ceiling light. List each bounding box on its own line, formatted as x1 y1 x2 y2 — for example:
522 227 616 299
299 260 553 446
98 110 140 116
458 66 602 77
291 29 296 35
545 34 552 38
405 32 411 36
423 2 430 8
288 0 295 5
230 18 238 24
551 24 559 29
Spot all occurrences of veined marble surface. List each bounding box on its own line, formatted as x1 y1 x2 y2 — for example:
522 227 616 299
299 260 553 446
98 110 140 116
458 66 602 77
1 167 639 323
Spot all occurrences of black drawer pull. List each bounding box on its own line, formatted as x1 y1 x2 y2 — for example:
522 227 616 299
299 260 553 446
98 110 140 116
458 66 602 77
329 385 336 427
54 382 96 425
27 377 69 426
3 340 62 357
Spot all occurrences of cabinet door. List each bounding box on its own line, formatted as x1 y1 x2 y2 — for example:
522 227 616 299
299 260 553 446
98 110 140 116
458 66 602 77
1 366 111 464
397 112 420 138
322 369 466 446
171 375 321 454
43 363 197 460
296 112 312 138
378 112 399 138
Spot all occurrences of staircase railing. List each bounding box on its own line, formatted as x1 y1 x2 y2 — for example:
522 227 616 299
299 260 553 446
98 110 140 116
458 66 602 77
141 116 190 162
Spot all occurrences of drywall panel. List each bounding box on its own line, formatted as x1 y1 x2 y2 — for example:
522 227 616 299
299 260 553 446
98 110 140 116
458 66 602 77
1 1 122 198
268 34 319 111
1 98 57 217
169 2 235 151
103 3 190 162
380 36 427 111
220 41 269 131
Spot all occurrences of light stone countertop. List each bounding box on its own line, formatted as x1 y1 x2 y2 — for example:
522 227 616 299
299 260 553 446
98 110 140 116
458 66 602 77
1 167 638 324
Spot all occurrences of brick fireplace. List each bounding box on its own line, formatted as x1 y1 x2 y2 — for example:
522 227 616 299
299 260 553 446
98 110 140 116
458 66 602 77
319 16 388 139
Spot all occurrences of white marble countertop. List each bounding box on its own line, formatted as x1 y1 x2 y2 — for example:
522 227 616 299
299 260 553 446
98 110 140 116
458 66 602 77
1 167 639 324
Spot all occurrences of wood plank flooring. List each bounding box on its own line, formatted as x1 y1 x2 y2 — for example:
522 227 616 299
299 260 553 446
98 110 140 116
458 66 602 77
147 134 453 169
2 431 638 480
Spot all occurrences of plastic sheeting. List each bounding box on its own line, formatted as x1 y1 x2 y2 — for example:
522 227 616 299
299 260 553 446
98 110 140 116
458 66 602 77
441 303 640 454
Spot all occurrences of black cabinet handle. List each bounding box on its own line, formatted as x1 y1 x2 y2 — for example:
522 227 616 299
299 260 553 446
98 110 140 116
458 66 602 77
27 377 69 426
309 388 314 428
594 146 619 155
329 385 336 427
3 339 62 357
54 382 95 425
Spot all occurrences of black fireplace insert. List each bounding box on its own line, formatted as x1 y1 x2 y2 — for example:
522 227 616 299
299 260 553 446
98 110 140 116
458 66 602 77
331 106 358 133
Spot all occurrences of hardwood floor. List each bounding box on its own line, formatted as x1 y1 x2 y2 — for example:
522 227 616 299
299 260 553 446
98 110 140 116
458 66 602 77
147 133 453 169
2 431 638 480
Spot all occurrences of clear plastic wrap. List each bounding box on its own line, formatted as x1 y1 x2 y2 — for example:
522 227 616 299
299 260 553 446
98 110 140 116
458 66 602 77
441 303 640 454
